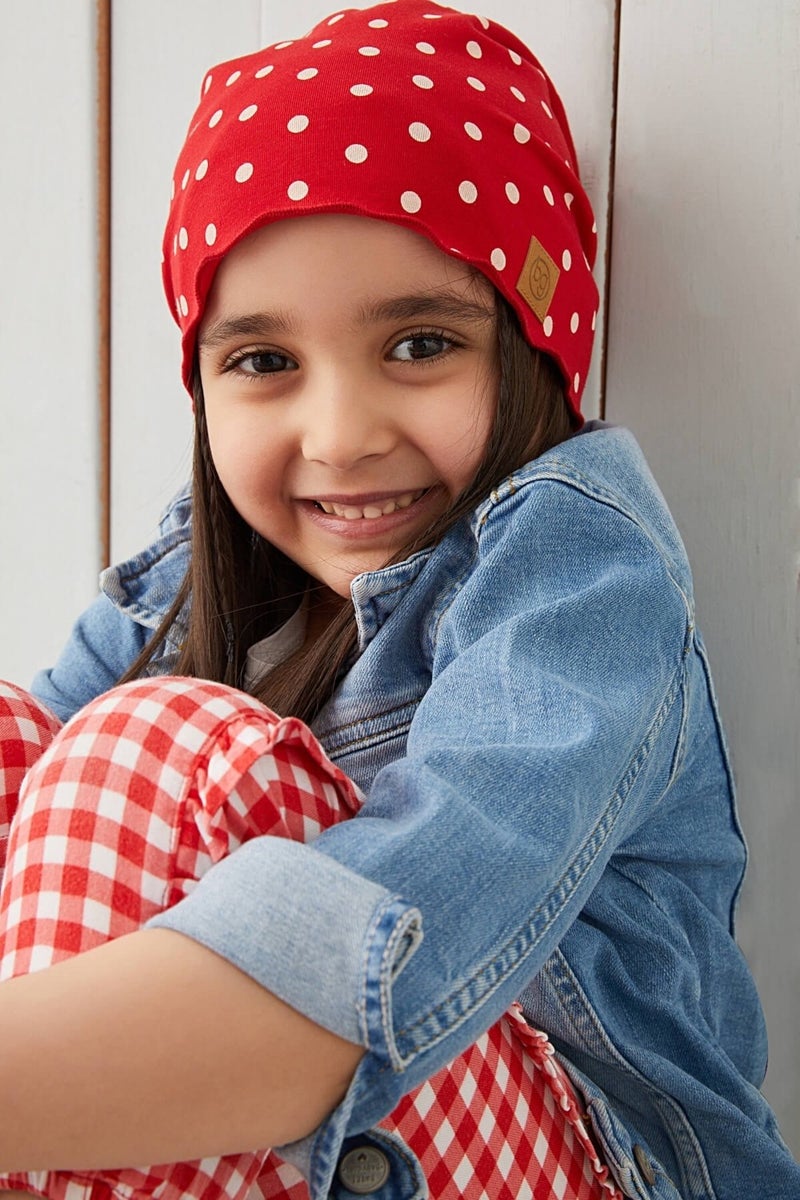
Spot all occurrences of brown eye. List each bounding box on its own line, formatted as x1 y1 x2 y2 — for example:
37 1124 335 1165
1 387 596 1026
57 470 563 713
391 333 453 362
229 350 298 375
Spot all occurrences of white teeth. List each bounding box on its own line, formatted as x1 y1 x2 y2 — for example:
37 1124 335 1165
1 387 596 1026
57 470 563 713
314 489 426 519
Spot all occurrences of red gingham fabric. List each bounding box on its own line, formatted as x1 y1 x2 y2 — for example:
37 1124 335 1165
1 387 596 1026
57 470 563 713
163 1 599 419
0 679 622 1200
0 681 62 873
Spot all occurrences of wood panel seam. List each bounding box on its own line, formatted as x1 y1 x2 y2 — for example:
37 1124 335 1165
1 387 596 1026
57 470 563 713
96 0 112 570
599 0 622 421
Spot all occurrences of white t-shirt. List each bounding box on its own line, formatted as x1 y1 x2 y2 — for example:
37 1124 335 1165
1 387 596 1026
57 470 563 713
244 601 307 690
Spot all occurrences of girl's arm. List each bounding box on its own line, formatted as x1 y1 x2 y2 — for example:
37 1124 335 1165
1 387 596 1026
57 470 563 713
0 928 362 1171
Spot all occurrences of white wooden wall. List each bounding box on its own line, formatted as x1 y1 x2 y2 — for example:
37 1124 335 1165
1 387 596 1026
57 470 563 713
607 0 800 1144
1 0 798 1155
1 2 100 681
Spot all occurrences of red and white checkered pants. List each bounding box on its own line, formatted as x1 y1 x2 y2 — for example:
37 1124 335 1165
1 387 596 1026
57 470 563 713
0 678 622 1200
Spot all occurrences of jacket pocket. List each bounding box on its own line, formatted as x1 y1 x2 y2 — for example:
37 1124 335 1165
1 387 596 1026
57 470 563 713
561 1061 686 1200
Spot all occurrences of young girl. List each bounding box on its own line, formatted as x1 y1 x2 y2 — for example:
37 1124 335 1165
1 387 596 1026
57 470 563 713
0 3 798 1198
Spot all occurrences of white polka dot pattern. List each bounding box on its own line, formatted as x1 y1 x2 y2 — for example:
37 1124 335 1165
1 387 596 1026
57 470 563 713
401 190 422 213
164 0 599 419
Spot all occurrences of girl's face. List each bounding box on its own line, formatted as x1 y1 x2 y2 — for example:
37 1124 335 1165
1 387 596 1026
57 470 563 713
198 213 498 598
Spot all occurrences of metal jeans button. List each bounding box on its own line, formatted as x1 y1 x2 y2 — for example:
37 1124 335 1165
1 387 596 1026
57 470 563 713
338 1145 391 1194
633 1142 657 1186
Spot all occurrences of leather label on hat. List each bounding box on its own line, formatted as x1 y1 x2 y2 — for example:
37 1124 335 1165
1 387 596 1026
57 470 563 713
516 235 560 322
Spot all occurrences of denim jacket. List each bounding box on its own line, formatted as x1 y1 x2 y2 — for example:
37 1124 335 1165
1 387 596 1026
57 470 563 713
33 425 800 1199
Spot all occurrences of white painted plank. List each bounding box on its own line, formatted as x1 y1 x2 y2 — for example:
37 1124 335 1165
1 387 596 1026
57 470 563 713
109 0 264 563
0 2 99 687
607 0 800 1150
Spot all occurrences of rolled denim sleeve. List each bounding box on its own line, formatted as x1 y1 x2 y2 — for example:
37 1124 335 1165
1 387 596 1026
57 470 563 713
148 478 693 1190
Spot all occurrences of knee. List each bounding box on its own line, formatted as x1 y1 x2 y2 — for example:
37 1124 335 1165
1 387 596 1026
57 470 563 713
0 681 62 746
25 677 284 792
0 682 62 832
78 676 279 727
97 676 284 744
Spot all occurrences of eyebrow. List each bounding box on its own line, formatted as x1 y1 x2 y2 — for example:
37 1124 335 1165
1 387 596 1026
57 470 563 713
198 311 295 350
198 289 495 350
356 291 496 327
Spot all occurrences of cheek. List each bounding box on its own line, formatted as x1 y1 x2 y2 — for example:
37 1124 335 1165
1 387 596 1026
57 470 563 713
205 407 276 494
206 423 244 493
432 390 496 487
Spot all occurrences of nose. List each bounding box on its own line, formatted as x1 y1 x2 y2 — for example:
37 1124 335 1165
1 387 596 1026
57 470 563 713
299 371 396 470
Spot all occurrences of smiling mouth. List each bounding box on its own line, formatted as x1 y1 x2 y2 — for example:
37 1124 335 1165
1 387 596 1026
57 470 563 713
312 488 429 520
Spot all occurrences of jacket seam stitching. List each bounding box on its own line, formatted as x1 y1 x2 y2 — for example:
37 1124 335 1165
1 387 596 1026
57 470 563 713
319 698 424 746
544 949 718 1198
394 659 685 1056
109 532 190 588
478 469 693 616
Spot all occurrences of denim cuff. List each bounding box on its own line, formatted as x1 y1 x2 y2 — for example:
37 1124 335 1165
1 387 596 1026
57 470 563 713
147 835 422 1049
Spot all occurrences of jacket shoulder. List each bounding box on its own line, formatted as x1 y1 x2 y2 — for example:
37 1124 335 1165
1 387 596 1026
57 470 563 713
100 484 191 632
474 424 693 606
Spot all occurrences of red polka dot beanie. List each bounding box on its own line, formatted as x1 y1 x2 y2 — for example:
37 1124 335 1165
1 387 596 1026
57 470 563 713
163 0 599 418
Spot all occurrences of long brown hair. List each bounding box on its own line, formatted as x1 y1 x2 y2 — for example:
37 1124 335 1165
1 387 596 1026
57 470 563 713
120 294 573 722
